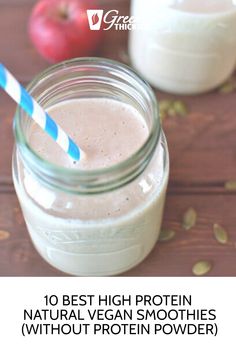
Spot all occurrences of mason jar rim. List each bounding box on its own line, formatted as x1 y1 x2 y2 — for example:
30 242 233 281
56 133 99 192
14 57 161 194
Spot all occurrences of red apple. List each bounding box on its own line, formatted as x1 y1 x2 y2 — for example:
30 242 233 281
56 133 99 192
29 0 103 63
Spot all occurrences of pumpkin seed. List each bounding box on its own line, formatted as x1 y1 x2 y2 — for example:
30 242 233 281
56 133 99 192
192 261 212 276
173 100 188 116
159 100 173 111
225 180 236 191
159 229 176 242
159 109 167 122
159 100 173 121
213 224 229 244
167 107 176 117
218 81 236 94
182 207 197 230
0 230 10 240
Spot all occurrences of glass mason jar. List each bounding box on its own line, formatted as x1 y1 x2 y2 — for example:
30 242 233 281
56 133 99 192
12 58 169 276
129 0 236 95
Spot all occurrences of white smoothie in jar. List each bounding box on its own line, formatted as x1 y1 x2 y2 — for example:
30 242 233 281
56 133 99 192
129 0 236 94
13 97 168 276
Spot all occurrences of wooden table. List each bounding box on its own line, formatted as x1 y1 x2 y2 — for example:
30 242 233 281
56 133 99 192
1 0 236 276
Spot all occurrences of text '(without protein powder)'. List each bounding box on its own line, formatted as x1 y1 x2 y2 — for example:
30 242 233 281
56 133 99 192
21 294 218 337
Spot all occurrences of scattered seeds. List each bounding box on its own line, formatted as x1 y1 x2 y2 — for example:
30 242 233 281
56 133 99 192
182 207 197 230
159 229 176 242
218 80 236 94
0 230 10 240
159 99 188 121
192 260 212 276
224 180 236 191
213 224 229 244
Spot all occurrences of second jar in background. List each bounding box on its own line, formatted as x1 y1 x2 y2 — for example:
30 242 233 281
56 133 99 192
129 0 236 95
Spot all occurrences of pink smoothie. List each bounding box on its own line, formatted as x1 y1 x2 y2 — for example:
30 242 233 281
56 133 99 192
14 98 168 275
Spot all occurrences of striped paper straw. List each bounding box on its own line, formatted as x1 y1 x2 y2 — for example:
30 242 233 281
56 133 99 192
0 63 81 161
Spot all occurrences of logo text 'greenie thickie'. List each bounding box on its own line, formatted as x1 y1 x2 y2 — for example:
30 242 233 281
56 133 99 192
87 10 137 31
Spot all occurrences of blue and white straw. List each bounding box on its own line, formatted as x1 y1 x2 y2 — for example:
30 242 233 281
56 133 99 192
0 63 81 161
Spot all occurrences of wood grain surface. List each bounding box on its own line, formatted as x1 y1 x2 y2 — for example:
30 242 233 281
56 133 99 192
0 0 236 276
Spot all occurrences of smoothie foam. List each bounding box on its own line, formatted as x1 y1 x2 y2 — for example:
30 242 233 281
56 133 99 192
30 98 149 170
